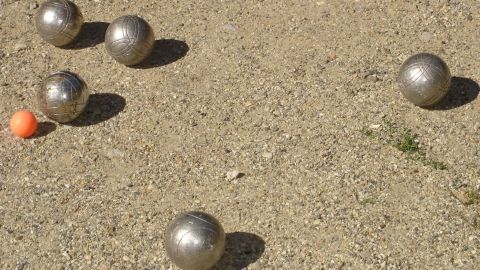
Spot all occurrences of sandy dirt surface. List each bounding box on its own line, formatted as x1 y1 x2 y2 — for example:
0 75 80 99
1 0 479 269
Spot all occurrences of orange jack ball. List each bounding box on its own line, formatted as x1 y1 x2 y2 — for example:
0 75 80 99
10 110 38 138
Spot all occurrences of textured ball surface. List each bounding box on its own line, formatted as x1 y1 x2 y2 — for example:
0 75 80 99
38 71 89 123
10 110 38 138
105 15 155 66
398 53 451 107
165 211 225 270
35 0 84 47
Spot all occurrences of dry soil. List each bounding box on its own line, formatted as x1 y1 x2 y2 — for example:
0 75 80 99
0 0 479 269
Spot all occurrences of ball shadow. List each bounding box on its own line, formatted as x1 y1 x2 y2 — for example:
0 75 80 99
33 122 56 138
427 77 479 110
69 93 126 126
63 22 109 50
133 39 189 69
212 232 265 270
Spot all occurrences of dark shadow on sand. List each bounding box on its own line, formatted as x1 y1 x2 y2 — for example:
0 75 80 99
133 39 189 69
213 232 265 270
33 122 56 138
63 22 109 50
426 77 479 110
69 93 126 126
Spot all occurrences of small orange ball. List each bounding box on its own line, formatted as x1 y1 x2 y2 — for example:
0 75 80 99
10 110 38 138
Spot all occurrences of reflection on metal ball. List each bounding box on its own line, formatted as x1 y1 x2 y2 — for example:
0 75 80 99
35 0 84 46
105 15 155 66
398 53 451 107
165 211 226 270
38 71 89 123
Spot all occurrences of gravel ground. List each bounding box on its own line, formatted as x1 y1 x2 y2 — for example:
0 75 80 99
1 0 479 269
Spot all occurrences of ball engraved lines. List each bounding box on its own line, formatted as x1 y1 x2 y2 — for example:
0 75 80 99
105 15 155 65
48 73 85 118
38 72 89 123
43 0 73 41
109 16 142 58
165 211 226 270
398 53 451 106
35 0 83 46
176 214 219 252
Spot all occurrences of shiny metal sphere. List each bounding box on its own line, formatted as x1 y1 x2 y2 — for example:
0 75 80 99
35 0 84 47
165 211 225 270
105 15 155 66
38 71 89 123
398 53 451 107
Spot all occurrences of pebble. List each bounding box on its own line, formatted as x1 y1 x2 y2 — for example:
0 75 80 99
262 152 273 159
419 31 433 42
226 170 242 180
29 2 38 10
105 148 125 159
223 23 237 33
366 74 379 82
15 262 28 270
14 43 27 52
326 51 337 62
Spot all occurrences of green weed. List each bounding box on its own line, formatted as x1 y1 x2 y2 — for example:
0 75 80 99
362 119 447 170
466 189 480 205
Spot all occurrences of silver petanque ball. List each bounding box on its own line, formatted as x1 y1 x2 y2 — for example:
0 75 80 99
35 0 84 47
398 53 451 107
165 211 226 270
105 15 155 66
38 71 89 123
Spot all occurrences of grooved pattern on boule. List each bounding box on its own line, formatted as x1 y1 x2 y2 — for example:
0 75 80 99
165 211 225 270
38 71 90 123
105 15 155 66
35 0 84 46
398 53 451 107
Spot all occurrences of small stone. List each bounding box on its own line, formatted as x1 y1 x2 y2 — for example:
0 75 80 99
361 69 380 79
226 170 242 180
29 2 39 10
14 43 27 52
62 251 71 260
105 148 124 159
223 23 237 33
369 124 381 129
366 74 379 82
15 261 28 270
419 31 433 42
262 152 273 159
326 51 337 62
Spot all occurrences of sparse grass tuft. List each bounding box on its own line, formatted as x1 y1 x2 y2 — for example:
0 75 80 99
359 197 376 205
466 189 480 205
361 127 374 137
361 119 447 170
409 155 448 170
395 131 419 153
